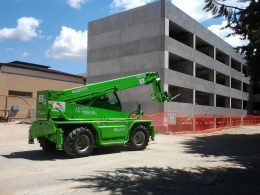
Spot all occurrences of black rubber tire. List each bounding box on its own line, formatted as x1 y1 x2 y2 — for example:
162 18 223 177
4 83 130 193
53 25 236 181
38 138 56 152
63 127 94 158
128 125 149 151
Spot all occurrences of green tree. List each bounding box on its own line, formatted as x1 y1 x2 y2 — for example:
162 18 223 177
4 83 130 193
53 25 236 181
203 0 260 93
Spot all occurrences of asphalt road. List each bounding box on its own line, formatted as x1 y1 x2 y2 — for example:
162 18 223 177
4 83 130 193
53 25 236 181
0 122 260 195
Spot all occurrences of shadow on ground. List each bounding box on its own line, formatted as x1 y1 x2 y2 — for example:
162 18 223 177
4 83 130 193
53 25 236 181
64 133 260 194
1 146 128 161
182 133 260 169
2 150 67 160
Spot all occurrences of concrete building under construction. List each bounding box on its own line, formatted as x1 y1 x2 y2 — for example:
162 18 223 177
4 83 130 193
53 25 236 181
87 0 250 115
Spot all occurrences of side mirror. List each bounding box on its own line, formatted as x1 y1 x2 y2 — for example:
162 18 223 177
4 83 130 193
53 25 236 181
136 104 143 119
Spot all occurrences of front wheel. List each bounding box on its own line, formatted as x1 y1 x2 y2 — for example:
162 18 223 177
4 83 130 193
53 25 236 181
63 127 94 158
128 125 149 150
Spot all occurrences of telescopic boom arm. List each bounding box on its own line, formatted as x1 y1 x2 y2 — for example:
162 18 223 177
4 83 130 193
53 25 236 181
50 72 171 103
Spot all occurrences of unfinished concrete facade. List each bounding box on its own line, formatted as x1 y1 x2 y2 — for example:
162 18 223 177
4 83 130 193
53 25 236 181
87 0 249 115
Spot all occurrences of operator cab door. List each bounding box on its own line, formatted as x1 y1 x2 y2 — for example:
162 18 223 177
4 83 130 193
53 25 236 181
93 93 128 143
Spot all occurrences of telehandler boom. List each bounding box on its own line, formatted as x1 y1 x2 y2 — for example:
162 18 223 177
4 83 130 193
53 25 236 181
29 72 171 157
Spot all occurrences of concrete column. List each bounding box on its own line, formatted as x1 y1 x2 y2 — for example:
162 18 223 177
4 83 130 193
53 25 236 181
164 84 168 92
164 51 169 69
214 47 216 60
165 18 169 36
193 62 196 77
193 35 196 49
213 70 216 83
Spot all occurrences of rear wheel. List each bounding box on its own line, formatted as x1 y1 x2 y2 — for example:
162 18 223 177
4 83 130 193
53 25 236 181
38 138 56 152
128 125 149 150
63 127 94 158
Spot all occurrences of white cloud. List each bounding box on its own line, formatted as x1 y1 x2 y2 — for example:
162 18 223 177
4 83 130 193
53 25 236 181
171 0 249 22
21 51 30 58
0 17 40 41
46 26 87 62
110 0 154 11
171 0 213 22
109 0 248 21
6 48 15 51
66 0 88 9
208 21 249 47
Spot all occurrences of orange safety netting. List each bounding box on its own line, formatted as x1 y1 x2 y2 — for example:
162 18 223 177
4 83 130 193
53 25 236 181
134 113 260 134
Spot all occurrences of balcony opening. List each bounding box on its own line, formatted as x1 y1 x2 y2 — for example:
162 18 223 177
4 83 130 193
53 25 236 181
253 102 260 112
243 100 248 110
216 95 230 108
216 49 229 66
195 63 214 82
169 21 194 48
195 37 214 58
231 78 241 90
242 65 249 77
231 98 242 109
243 83 249 93
216 72 230 87
169 53 193 76
168 85 193 104
253 81 260 94
231 58 241 72
195 91 214 106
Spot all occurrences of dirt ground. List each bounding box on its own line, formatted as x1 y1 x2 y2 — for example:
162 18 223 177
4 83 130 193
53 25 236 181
0 122 260 195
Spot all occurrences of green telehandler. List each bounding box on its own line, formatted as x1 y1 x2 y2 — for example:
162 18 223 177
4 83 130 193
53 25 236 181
29 72 171 157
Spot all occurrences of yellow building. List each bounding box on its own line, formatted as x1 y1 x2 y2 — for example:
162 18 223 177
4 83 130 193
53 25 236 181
0 61 84 119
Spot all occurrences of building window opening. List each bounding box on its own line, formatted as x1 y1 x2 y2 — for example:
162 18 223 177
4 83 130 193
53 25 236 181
243 65 249 76
168 85 193 104
195 63 214 82
216 72 230 87
169 21 194 48
231 58 241 72
231 98 242 109
216 95 230 108
216 49 229 66
195 37 214 58
195 91 214 106
243 83 249 93
243 100 248 110
231 78 241 90
169 53 193 76
8 90 33 97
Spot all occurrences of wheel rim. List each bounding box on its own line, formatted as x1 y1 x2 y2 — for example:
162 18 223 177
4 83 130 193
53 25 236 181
76 134 90 153
133 131 145 146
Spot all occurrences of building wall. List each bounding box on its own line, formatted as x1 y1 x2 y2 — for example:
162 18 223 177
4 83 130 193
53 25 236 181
88 1 165 113
0 67 83 119
87 0 249 115
163 0 249 115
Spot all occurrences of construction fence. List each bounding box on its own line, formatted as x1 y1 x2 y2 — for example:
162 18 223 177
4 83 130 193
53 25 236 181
139 113 260 134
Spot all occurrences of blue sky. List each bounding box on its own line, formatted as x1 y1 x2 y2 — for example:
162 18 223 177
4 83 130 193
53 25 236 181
0 0 246 74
